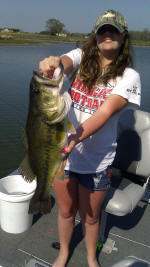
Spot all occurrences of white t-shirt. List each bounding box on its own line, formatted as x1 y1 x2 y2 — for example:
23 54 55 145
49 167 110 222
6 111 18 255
63 48 141 173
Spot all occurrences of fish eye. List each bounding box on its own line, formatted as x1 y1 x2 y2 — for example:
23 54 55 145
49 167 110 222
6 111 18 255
34 88 40 94
32 86 40 94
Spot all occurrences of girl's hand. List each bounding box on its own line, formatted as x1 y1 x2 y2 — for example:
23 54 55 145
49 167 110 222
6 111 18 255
62 134 78 167
39 56 61 78
64 134 78 154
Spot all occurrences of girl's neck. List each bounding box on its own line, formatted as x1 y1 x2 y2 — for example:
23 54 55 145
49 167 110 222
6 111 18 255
101 57 113 68
100 51 118 68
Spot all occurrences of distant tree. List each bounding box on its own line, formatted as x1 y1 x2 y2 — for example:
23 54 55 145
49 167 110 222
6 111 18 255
129 29 150 42
40 31 50 35
46 19 65 35
141 28 150 41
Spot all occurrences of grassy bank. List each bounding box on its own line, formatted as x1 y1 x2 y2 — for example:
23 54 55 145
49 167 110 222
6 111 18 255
132 40 150 47
0 32 84 46
0 32 150 46
0 39 51 46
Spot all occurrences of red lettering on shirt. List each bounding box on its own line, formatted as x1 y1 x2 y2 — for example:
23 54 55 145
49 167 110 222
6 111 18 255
74 92 81 102
70 77 113 113
92 99 99 110
72 77 80 88
81 95 87 105
97 88 107 98
86 98 93 108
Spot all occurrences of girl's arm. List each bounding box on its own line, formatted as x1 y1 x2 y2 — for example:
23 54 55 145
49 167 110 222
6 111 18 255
65 94 128 153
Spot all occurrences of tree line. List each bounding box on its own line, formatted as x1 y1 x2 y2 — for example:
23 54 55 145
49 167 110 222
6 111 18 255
42 18 150 41
130 29 150 41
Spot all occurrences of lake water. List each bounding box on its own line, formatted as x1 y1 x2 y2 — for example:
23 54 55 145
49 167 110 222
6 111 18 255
0 43 150 177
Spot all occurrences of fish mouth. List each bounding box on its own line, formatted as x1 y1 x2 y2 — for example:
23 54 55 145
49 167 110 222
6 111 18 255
33 64 64 86
33 73 62 87
33 68 64 95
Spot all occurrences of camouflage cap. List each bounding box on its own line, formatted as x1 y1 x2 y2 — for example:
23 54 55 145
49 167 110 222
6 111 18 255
94 10 128 34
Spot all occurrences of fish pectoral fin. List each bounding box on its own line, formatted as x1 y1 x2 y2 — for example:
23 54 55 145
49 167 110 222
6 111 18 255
18 154 36 182
67 120 76 134
54 161 65 181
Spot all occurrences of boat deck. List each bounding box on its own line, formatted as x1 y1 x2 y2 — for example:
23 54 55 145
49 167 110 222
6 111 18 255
0 187 150 267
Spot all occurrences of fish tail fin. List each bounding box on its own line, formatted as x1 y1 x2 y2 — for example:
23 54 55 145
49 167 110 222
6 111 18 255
40 198 51 214
29 194 51 214
18 154 36 182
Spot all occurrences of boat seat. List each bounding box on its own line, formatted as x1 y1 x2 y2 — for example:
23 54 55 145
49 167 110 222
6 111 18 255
100 109 150 243
111 256 150 267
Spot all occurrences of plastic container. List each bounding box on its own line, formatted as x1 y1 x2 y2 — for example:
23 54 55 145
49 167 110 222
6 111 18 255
0 169 37 234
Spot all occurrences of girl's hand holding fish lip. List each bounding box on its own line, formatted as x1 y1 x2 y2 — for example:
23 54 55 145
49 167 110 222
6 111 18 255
39 56 61 78
39 67 55 79
47 68 55 79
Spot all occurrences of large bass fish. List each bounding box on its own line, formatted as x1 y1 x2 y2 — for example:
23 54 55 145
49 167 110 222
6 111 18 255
19 65 73 214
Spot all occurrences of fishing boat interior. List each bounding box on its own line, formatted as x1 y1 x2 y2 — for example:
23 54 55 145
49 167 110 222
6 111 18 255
0 108 150 267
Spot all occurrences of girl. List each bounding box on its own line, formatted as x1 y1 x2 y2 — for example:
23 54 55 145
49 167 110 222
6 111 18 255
39 10 141 267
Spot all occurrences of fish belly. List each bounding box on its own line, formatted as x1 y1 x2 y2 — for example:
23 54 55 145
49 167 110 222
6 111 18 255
27 116 67 214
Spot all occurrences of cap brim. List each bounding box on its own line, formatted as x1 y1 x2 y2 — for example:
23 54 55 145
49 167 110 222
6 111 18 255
95 23 124 34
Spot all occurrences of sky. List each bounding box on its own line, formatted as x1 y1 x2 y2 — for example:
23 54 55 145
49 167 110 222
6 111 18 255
0 0 150 34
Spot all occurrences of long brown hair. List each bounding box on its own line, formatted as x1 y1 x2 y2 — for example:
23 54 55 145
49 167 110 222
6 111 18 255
78 32 133 90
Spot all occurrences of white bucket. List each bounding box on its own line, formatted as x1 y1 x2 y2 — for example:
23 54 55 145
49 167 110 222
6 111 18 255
0 169 37 234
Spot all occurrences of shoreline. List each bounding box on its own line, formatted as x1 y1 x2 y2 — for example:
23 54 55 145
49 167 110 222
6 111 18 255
0 40 78 46
0 42 150 48
0 38 150 47
1 32 150 47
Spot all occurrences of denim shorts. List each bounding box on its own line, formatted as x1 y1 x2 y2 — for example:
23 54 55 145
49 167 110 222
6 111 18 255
65 166 112 191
